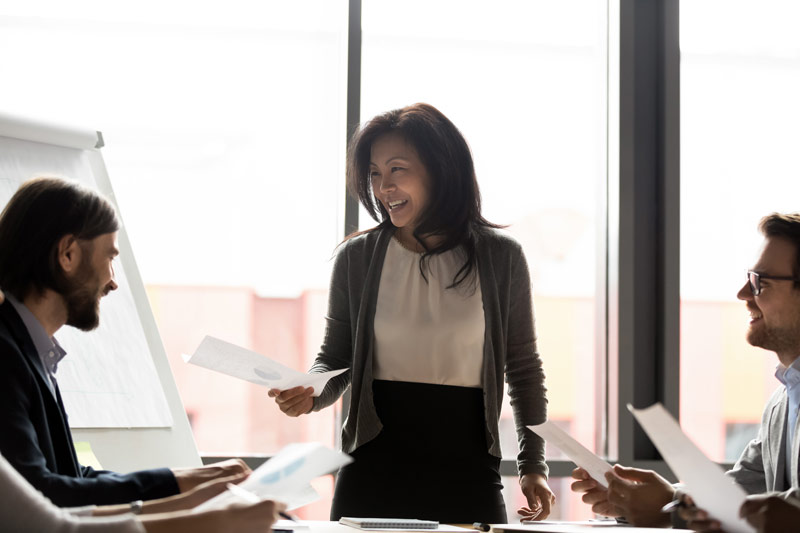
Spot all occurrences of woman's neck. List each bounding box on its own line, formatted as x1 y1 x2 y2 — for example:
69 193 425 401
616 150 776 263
394 226 443 252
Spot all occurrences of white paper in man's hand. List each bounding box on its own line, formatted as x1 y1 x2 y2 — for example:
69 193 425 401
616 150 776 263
528 421 613 488
194 442 352 512
629 403 754 533
183 335 347 396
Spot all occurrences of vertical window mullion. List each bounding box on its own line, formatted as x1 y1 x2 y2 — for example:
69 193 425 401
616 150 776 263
615 0 680 468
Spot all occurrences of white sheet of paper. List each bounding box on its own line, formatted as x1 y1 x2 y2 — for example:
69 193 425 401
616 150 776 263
494 524 683 532
184 335 347 396
283 483 321 511
528 421 612 488
519 518 619 526
273 519 311 530
629 403 754 533
279 522 472 533
340 525 472 532
194 442 352 512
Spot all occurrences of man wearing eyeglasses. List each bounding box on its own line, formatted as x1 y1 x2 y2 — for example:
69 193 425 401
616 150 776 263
570 212 800 530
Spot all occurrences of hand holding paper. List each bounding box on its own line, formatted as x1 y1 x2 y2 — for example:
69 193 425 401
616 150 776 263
194 442 352 512
184 336 347 396
629 403 754 533
269 385 316 417
528 420 612 488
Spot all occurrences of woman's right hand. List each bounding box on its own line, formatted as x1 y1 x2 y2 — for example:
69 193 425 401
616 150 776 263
268 386 314 417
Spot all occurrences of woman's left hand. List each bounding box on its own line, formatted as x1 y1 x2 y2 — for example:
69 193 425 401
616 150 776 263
518 473 556 521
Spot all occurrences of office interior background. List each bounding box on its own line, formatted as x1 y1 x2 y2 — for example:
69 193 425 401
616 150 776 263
3 0 800 521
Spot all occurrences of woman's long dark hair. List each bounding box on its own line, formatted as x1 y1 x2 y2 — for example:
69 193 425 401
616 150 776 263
347 103 502 288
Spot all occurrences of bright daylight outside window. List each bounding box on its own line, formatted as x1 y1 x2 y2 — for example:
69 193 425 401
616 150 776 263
360 0 608 521
681 0 800 463
0 0 347 519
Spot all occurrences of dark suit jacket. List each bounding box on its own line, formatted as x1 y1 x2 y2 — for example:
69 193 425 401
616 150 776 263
0 300 179 506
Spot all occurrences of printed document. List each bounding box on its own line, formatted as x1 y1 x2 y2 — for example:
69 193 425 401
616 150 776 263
195 442 352 511
528 421 612 488
184 335 347 395
629 403 753 533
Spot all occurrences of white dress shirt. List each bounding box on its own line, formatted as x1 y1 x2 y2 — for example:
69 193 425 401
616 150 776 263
776 356 800 485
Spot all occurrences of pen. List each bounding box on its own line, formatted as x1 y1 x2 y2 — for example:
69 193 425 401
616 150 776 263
225 483 297 521
660 498 687 513
226 482 260 503
472 523 490 532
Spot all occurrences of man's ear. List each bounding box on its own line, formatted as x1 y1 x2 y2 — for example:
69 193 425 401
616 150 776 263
57 235 82 274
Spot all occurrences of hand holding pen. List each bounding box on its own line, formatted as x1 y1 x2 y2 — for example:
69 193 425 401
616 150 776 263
226 482 297 521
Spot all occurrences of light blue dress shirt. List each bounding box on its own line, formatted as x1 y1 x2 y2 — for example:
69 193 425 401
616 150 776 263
776 356 800 485
6 293 67 396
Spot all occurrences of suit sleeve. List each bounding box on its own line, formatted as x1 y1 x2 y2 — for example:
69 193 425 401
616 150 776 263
726 412 769 495
0 337 179 506
504 244 549 477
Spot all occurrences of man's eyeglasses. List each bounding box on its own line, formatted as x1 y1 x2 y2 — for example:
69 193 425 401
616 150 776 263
746 270 800 296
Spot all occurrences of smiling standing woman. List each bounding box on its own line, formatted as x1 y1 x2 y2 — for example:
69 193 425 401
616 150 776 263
269 103 553 523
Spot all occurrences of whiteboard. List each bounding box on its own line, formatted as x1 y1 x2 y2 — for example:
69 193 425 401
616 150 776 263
0 112 200 470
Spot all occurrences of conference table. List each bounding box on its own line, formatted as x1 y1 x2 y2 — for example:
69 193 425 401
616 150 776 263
273 520 692 533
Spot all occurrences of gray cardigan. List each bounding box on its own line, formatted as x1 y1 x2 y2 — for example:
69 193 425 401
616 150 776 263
310 226 549 477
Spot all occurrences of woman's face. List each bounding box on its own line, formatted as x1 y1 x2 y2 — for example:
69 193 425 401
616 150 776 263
370 132 431 238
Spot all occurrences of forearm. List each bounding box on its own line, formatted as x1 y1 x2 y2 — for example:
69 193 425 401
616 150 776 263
92 504 130 517
139 512 219 533
310 371 350 410
507 346 548 473
310 245 356 409
92 494 184 517
505 243 548 447
309 319 353 410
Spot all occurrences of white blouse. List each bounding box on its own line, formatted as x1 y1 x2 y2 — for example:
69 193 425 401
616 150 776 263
373 237 485 388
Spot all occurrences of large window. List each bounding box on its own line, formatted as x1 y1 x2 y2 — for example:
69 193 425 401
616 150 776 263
7 0 765 524
0 0 347 518
360 0 608 521
680 0 800 462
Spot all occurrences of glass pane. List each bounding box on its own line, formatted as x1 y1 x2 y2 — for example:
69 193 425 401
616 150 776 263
0 1 346 519
361 0 607 522
680 0 800 461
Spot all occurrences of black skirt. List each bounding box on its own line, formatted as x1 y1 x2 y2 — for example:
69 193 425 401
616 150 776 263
330 380 507 523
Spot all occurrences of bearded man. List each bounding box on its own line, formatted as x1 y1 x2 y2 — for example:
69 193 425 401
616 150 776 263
0 177 248 508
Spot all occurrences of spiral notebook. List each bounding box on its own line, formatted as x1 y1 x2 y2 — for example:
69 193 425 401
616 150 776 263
339 517 439 530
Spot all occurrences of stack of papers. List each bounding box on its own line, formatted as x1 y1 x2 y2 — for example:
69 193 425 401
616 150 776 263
339 518 439 530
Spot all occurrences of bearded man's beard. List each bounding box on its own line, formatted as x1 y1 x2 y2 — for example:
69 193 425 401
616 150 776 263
747 322 800 356
63 260 102 331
